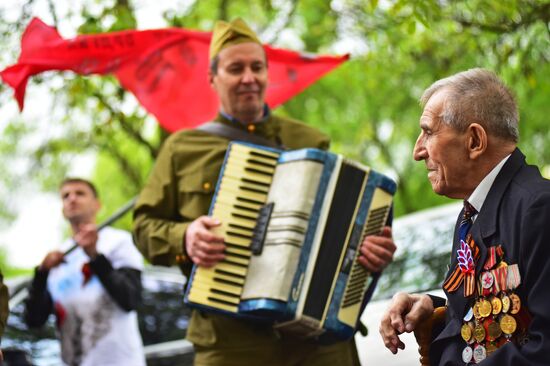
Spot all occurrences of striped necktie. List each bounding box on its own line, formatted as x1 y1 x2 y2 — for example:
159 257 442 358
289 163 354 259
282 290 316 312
459 200 477 242
443 200 479 296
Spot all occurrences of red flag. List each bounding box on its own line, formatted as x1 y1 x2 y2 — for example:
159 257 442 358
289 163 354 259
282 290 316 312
1 18 348 132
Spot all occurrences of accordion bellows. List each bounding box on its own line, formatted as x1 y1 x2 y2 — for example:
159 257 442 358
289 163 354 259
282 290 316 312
185 142 396 339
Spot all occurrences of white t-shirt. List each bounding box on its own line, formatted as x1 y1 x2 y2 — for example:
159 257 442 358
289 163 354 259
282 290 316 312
47 227 146 366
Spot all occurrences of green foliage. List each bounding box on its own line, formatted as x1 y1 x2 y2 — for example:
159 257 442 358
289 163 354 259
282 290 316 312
0 248 32 278
0 0 549 228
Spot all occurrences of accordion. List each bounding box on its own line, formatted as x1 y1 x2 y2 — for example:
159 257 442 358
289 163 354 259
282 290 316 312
184 142 396 339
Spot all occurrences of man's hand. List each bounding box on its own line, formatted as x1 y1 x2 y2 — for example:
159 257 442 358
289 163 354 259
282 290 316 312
39 250 65 271
185 216 225 268
379 292 434 354
74 223 99 259
358 226 396 272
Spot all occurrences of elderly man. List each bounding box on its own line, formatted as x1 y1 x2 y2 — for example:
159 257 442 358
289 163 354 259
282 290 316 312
25 178 145 366
379 68 550 365
134 18 396 366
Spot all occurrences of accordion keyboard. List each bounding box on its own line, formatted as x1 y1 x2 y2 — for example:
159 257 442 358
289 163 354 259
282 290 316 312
337 186 393 326
186 143 280 312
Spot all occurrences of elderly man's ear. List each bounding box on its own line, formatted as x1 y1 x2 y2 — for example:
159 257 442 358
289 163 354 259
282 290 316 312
467 123 487 160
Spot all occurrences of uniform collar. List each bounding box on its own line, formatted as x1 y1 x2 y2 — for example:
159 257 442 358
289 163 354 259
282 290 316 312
216 105 281 141
219 104 271 125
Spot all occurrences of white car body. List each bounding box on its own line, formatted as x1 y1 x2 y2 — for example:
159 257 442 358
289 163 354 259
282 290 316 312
355 203 461 365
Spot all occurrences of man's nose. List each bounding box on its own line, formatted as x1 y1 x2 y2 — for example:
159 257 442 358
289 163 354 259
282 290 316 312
413 136 426 161
241 68 255 83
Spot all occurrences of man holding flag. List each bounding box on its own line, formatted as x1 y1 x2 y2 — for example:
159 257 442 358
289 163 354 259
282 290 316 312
133 18 396 366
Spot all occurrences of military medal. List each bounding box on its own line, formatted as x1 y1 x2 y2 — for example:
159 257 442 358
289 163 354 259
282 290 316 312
491 296 502 315
473 344 487 363
461 323 473 342
474 324 486 342
501 294 511 313
510 293 521 314
487 320 502 341
479 298 492 318
458 245 529 363
473 301 482 320
462 346 473 363
500 314 517 335
481 271 494 289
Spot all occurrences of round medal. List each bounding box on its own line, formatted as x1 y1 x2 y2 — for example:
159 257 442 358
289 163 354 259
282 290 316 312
461 323 473 342
501 294 511 313
462 345 473 363
500 314 517 335
473 344 487 363
464 307 474 322
510 293 521 314
481 271 494 289
474 324 486 343
487 320 502 341
479 298 493 318
473 301 482 319
491 296 503 315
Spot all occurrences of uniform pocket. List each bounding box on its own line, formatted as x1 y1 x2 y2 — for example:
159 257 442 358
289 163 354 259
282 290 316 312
177 168 219 219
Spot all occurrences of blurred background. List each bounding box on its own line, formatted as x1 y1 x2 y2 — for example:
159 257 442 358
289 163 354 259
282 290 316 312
0 0 548 275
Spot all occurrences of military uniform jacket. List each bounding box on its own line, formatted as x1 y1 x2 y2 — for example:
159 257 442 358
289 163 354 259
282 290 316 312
430 148 550 365
133 113 331 347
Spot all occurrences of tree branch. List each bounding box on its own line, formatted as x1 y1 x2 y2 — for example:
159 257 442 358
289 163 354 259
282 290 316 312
453 2 549 34
91 91 159 158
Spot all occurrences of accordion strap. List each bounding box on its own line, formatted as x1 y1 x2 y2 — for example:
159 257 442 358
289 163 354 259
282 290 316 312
196 121 284 149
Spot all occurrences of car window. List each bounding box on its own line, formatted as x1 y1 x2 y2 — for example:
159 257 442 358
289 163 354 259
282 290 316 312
3 286 60 366
373 203 460 300
138 269 191 346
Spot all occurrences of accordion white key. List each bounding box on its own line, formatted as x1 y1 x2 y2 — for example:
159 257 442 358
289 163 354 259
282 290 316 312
185 142 396 339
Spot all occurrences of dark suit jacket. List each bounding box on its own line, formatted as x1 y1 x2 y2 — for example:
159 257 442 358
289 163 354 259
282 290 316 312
430 148 550 365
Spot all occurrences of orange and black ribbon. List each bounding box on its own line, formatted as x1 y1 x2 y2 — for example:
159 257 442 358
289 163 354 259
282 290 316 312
443 235 480 297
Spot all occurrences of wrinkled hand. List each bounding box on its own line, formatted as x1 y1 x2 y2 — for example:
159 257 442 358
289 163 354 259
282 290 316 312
358 226 396 272
74 223 99 259
379 292 434 354
185 216 225 268
40 250 65 271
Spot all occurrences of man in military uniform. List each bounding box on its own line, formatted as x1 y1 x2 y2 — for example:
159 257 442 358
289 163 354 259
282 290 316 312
379 68 550 365
0 269 9 361
134 18 397 366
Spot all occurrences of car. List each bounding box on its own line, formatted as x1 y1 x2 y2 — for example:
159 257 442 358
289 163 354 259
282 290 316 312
2 266 194 366
356 202 460 365
2 203 460 365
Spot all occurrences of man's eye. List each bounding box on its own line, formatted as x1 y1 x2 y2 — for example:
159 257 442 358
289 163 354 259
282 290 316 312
251 64 264 72
228 67 242 74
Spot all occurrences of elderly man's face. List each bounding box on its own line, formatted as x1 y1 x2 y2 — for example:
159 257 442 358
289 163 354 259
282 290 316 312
210 42 267 122
413 90 470 199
